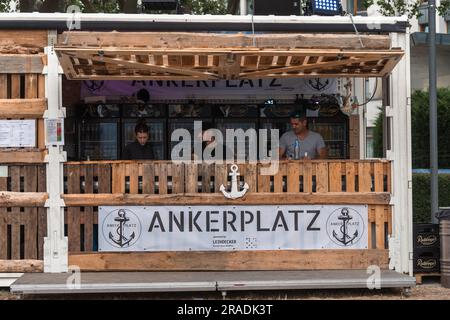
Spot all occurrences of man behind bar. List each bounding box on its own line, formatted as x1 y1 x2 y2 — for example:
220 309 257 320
279 110 327 160
123 120 155 160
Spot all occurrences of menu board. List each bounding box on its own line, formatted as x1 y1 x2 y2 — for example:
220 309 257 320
0 120 36 147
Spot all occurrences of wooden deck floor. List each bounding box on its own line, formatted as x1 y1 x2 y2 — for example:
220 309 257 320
10 270 415 295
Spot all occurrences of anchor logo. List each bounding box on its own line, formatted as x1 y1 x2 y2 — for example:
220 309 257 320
220 165 249 199
305 78 330 92
109 209 136 247
332 208 358 246
102 208 141 249
326 207 364 247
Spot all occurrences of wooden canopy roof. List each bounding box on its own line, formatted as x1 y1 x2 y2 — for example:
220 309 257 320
55 32 404 80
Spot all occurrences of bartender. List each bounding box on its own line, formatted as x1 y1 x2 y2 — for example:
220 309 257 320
123 121 154 160
279 110 327 160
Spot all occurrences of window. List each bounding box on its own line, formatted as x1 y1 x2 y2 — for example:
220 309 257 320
346 0 366 15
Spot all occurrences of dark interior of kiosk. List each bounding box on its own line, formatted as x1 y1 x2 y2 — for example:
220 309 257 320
64 82 350 161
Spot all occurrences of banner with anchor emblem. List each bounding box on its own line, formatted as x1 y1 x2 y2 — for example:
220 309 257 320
99 205 368 251
81 78 337 100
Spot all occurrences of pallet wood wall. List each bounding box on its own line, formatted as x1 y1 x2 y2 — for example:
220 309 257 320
0 165 47 261
0 30 47 163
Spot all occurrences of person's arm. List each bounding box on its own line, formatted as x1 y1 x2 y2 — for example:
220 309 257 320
316 134 327 159
317 147 327 159
278 133 288 160
278 147 287 160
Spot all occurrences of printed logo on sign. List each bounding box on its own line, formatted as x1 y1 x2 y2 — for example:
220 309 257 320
326 207 365 247
83 80 105 93
102 209 141 248
303 78 331 92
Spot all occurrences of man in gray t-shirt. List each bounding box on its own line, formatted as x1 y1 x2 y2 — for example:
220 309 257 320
279 110 327 160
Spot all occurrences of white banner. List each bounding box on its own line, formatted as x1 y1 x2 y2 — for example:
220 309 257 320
99 205 368 251
81 78 337 100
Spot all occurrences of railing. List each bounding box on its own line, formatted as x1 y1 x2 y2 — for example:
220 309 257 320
63 160 391 195
61 160 392 254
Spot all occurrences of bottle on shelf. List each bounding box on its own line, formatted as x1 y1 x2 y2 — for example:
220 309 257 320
294 139 300 160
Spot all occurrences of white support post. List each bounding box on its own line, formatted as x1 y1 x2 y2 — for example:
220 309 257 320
43 30 68 273
388 29 413 275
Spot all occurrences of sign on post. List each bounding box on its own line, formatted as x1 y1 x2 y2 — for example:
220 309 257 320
0 120 36 147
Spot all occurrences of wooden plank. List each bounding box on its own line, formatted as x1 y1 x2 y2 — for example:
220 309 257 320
83 165 94 251
24 207 37 259
11 74 21 99
142 163 155 194
273 162 285 193
172 163 184 194
0 30 48 48
9 166 20 260
385 162 392 193
374 162 384 192
257 164 271 192
127 163 139 194
24 166 37 259
25 74 38 98
58 32 392 50
67 165 80 252
0 192 47 207
0 74 7 98
0 55 44 73
0 150 46 164
214 163 228 193
315 162 329 193
157 163 168 195
185 163 198 193
68 249 389 271
303 162 313 193
287 162 300 193
200 163 212 193
96 164 111 193
0 99 47 118
37 120 45 149
0 259 44 272
358 162 372 192
244 163 257 193
329 162 342 192
63 192 391 206
37 207 46 260
375 205 386 249
0 172 6 257
111 163 125 193
346 162 356 192
37 165 46 259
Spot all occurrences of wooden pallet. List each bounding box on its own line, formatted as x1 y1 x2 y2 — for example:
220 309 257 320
415 273 441 284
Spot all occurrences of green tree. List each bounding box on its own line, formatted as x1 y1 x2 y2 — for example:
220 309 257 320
373 88 450 168
0 0 232 14
363 0 450 19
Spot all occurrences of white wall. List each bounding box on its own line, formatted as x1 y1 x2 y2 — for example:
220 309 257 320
411 45 450 90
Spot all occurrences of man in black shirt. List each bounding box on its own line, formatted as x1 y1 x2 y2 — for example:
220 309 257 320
123 122 154 160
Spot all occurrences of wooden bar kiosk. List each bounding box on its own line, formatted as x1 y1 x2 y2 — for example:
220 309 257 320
0 13 416 293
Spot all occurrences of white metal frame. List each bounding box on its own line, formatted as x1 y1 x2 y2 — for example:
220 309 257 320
43 30 68 273
387 29 413 275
